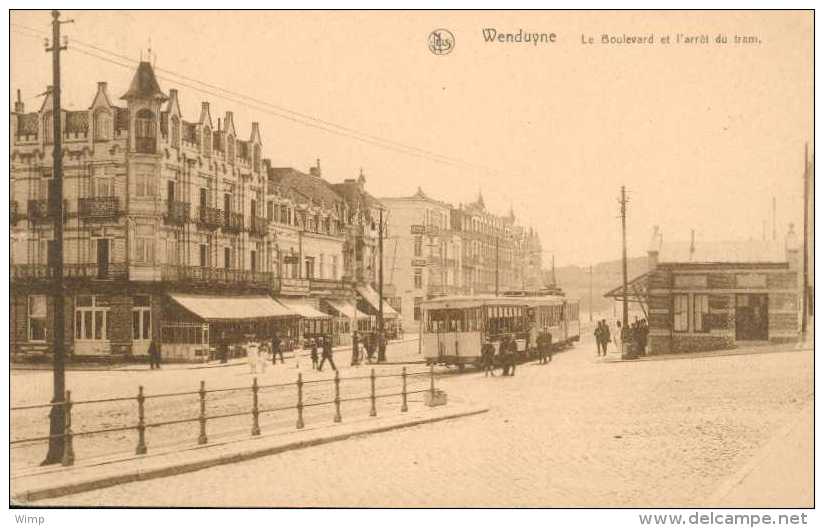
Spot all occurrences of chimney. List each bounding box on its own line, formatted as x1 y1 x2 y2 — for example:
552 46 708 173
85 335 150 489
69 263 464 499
251 122 260 142
168 88 179 111
647 225 661 270
13 89 24 113
200 101 210 123
309 166 320 177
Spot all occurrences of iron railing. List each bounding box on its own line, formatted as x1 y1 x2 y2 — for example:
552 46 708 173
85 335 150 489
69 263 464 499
197 206 223 230
10 366 441 467
165 201 191 225
224 211 244 233
79 197 120 220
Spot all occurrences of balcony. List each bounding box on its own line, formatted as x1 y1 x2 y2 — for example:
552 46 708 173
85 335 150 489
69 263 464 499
161 265 273 288
224 211 244 233
135 137 156 154
79 197 120 220
249 216 268 237
197 206 223 230
309 278 350 296
164 201 191 225
64 262 128 280
11 263 127 281
273 277 310 296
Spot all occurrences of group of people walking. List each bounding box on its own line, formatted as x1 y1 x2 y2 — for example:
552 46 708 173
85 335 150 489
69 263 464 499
350 331 385 366
481 330 554 377
308 335 337 371
594 318 649 358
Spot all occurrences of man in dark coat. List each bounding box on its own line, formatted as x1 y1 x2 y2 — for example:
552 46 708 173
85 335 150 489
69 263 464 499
318 335 337 371
594 322 603 357
148 337 161 369
310 338 319 370
545 331 553 363
507 336 518 376
271 333 282 365
481 339 496 377
499 337 510 376
600 320 611 356
365 333 376 364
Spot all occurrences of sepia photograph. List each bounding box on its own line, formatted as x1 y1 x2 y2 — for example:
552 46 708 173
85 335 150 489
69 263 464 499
6 6 815 518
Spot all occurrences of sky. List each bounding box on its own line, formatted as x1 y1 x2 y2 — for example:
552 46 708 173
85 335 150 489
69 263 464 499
9 10 813 267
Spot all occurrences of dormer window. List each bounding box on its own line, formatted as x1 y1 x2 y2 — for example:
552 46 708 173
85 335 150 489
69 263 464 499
93 109 112 141
135 109 156 154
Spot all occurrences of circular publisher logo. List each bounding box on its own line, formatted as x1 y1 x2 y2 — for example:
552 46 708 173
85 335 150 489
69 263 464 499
428 29 455 55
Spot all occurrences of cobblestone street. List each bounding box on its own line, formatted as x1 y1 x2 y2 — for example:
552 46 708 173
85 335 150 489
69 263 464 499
31 333 813 507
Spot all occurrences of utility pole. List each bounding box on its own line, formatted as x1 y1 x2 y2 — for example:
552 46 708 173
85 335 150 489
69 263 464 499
801 143 810 340
43 9 72 466
589 264 593 322
619 186 629 333
495 236 499 296
377 208 386 362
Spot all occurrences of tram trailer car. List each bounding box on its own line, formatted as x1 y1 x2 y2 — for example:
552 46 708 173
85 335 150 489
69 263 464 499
421 295 581 369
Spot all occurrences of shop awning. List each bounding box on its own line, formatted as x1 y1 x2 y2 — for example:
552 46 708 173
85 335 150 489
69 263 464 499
278 298 331 319
603 271 651 318
356 285 399 318
324 299 370 320
169 293 297 322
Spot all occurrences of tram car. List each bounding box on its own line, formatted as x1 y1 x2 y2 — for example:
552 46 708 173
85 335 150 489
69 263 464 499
421 294 580 369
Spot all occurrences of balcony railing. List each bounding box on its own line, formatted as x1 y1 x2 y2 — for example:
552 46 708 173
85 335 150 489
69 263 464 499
274 277 310 295
309 278 349 294
224 211 244 233
64 263 128 280
165 201 191 225
249 216 268 237
161 265 272 288
135 137 156 154
79 197 120 220
197 206 223 230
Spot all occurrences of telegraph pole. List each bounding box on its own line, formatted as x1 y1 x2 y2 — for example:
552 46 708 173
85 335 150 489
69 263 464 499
495 236 499 296
43 9 72 466
801 143 810 340
377 208 386 362
589 264 593 322
619 186 629 332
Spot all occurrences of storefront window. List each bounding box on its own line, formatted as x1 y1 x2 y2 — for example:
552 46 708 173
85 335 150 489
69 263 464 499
693 294 709 333
75 295 108 341
673 294 689 332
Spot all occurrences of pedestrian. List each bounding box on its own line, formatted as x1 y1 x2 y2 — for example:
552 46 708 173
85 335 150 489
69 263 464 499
615 321 624 357
271 333 284 365
545 331 553 363
148 337 161 370
640 319 649 355
594 321 603 357
498 337 509 376
310 338 319 370
529 322 539 361
247 337 259 374
351 331 360 366
507 336 518 376
318 335 337 371
601 320 610 356
366 332 376 364
218 331 229 364
259 341 269 373
482 338 496 377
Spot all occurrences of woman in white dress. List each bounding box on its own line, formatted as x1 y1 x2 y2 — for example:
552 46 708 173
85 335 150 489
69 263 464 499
247 338 260 374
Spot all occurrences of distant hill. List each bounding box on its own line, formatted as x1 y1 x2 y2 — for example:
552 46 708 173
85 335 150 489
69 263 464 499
544 256 649 318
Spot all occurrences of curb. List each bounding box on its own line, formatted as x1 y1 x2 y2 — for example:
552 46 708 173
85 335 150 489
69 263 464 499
13 406 488 504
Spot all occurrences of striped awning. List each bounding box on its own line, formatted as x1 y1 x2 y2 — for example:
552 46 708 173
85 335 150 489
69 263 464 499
278 298 331 319
324 299 370 320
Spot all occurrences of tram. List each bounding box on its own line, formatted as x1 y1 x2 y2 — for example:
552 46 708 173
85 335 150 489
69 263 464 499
421 293 580 369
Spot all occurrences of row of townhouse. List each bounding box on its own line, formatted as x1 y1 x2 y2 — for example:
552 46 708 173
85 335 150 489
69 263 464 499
380 188 545 331
10 61 390 361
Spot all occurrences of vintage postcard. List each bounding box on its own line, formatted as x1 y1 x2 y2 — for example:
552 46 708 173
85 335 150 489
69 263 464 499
7 8 813 517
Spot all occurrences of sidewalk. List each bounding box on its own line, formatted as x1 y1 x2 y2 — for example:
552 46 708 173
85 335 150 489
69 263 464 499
12 402 488 504
708 403 813 507
11 336 422 372
597 340 812 365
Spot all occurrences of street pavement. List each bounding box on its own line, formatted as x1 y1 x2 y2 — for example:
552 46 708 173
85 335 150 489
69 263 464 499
23 333 813 507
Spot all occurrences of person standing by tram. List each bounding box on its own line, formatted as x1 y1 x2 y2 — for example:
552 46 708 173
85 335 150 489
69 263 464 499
507 335 518 376
481 338 496 377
